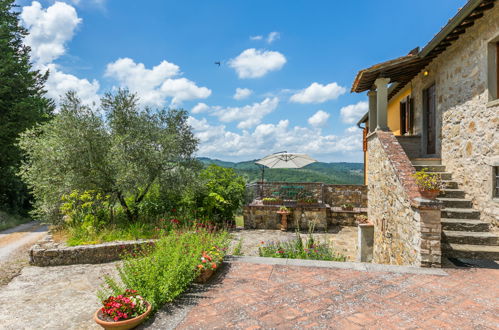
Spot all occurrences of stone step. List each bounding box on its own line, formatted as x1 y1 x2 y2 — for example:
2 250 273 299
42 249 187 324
426 172 452 180
442 181 459 189
441 219 490 232
439 189 465 199
411 158 442 165
437 198 472 209
413 165 446 172
442 231 499 246
441 208 480 219
442 243 499 260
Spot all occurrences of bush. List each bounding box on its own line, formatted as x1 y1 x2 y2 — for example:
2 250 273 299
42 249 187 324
194 165 246 225
98 228 229 310
259 232 346 261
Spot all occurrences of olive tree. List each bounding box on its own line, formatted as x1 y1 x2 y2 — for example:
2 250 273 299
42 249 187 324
19 89 199 223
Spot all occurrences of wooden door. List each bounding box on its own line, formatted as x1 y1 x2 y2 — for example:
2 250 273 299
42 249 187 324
423 84 436 155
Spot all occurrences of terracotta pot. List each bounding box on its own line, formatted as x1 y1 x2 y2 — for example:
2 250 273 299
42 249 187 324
194 267 216 283
94 302 152 330
263 200 282 205
420 189 440 199
277 211 290 231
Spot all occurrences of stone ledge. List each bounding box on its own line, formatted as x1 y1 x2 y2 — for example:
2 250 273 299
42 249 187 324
29 235 155 267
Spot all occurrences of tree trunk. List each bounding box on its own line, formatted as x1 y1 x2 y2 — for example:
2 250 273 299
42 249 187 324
117 192 135 222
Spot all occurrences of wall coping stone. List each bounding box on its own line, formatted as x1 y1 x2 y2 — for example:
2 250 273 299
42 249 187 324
374 130 442 210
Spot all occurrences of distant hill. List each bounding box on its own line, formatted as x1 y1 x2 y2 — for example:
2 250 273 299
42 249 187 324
198 157 364 184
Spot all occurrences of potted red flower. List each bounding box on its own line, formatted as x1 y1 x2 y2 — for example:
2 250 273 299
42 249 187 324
195 246 224 283
94 289 151 330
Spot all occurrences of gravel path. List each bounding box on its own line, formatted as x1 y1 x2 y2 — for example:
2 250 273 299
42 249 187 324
0 222 48 286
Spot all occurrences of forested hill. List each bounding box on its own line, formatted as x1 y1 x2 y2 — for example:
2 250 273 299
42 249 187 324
198 157 364 184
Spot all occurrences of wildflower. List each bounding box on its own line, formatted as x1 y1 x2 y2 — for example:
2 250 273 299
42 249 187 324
211 263 217 269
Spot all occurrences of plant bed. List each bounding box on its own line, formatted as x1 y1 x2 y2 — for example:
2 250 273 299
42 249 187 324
94 290 151 330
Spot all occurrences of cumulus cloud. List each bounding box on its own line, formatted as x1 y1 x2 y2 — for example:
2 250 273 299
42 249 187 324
266 31 280 44
308 110 330 127
192 102 210 114
229 48 286 79
42 63 100 106
188 116 363 161
250 35 263 41
105 58 211 106
20 1 100 106
233 88 253 100
340 101 368 124
212 97 279 129
21 1 81 65
290 82 346 104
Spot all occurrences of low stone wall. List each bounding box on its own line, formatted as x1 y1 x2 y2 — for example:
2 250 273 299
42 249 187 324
323 185 367 208
30 234 155 267
243 204 367 230
368 131 441 268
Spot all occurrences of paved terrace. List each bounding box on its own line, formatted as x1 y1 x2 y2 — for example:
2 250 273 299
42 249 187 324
0 257 497 329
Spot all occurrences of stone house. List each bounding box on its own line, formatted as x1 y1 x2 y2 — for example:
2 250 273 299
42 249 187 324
353 0 499 267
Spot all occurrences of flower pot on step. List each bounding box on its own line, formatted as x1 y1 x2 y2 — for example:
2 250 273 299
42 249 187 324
94 302 152 330
420 189 440 199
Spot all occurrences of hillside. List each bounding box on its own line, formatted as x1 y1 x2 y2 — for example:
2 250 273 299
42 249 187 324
198 157 364 184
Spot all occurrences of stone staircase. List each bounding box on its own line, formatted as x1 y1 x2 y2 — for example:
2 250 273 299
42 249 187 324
412 159 499 261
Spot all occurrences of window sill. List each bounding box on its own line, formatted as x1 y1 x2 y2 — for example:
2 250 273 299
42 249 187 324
486 99 499 108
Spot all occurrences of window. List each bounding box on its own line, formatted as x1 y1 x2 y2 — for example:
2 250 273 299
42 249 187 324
399 96 414 135
487 40 499 101
494 166 499 198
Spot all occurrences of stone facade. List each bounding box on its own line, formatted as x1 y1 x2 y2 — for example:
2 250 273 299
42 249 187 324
30 234 154 266
367 131 441 267
407 4 499 226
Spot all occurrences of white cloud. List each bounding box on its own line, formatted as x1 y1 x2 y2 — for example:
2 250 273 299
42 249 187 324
42 63 100 106
290 82 346 104
346 126 359 133
212 97 279 129
229 48 286 79
233 88 253 100
105 57 211 106
250 35 263 41
21 1 81 65
192 102 210 114
188 116 363 161
308 110 330 127
266 31 280 44
340 101 368 124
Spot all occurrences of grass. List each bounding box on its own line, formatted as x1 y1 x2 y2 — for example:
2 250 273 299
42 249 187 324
0 211 31 232
61 221 163 246
232 238 244 256
235 215 244 227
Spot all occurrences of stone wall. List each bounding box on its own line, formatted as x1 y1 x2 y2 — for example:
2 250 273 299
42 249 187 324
243 205 328 231
323 185 367 208
30 234 154 266
368 131 441 267
408 4 499 226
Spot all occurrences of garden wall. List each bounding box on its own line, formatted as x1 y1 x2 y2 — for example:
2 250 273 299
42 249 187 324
367 131 441 267
30 234 154 266
323 185 367 208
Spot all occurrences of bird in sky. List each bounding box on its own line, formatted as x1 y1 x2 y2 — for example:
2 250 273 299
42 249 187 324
214 61 221 67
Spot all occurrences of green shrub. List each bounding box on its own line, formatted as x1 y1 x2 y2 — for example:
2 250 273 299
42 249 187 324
259 232 346 261
98 228 230 310
194 165 246 225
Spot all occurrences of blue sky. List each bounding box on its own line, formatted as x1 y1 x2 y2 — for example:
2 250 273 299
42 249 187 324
17 0 466 162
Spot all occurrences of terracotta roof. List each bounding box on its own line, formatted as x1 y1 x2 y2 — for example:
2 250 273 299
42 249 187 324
351 0 496 98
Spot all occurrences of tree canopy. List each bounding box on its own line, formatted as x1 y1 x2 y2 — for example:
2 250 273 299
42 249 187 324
19 90 199 223
0 0 54 212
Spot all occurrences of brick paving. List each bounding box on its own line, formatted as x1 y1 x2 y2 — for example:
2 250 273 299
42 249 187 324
177 261 499 329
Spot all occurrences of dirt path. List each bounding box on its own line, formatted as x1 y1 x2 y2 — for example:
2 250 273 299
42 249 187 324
0 221 48 286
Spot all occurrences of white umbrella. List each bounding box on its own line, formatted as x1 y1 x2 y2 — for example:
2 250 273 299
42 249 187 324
256 152 317 169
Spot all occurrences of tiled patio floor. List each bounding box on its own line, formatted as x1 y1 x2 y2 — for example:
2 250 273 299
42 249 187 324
175 261 499 329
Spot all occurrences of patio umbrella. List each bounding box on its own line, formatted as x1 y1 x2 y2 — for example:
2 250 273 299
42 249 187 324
256 151 317 169
254 152 317 197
